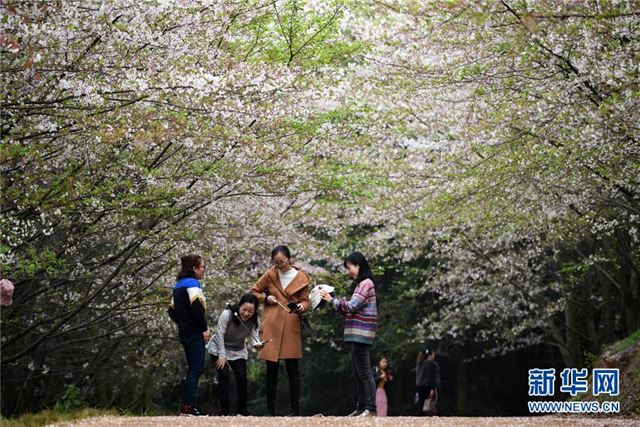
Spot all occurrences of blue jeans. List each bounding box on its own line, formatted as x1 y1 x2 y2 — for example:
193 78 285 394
180 333 205 406
350 342 376 412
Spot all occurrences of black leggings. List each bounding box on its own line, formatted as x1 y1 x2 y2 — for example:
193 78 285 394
416 386 435 416
266 359 300 414
350 342 376 412
211 356 248 415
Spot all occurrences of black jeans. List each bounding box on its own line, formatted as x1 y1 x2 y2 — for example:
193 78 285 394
180 333 205 406
416 386 435 416
350 342 376 412
211 356 248 415
266 359 300 415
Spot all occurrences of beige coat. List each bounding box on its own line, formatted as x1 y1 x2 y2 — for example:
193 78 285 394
250 266 311 362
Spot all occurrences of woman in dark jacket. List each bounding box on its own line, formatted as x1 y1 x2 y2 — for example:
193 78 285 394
168 254 210 416
415 349 438 416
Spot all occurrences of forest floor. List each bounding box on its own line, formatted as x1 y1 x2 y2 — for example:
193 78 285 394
53 415 640 427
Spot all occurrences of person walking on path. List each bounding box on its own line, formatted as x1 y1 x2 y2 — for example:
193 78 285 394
374 355 394 416
320 251 377 417
208 293 263 416
250 245 311 416
414 349 437 416
168 254 211 416
431 350 441 415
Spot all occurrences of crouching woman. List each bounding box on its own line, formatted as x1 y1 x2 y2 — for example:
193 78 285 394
208 293 263 416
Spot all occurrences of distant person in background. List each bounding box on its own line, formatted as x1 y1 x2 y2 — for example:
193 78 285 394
320 251 378 417
433 350 441 412
0 279 14 306
414 349 437 416
374 355 394 416
208 293 263 416
168 254 210 416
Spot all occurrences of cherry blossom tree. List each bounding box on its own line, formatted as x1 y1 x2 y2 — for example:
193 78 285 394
1 0 374 414
325 0 640 367
2 0 639 416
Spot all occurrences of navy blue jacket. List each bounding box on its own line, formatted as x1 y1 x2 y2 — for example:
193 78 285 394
168 277 207 337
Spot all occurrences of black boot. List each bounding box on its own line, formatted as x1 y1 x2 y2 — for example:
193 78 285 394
266 361 278 416
267 402 276 416
220 399 230 416
286 359 301 417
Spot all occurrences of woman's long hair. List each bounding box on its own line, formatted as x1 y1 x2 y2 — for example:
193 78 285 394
378 355 389 371
344 251 373 285
228 293 259 328
176 254 203 280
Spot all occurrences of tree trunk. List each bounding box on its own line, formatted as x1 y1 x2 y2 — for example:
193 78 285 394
457 360 468 416
550 320 573 368
602 274 616 344
565 291 582 368
583 270 600 354
624 267 640 332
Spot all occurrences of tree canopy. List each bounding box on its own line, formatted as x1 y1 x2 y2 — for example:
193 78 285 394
2 0 639 416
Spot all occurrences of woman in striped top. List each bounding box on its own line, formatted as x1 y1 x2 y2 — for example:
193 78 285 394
320 251 377 417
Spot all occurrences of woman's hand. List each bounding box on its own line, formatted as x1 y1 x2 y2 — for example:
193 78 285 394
319 290 332 302
202 329 211 341
215 357 227 370
266 295 277 305
291 303 304 313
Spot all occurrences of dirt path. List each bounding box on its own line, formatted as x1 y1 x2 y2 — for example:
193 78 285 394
53 415 640 427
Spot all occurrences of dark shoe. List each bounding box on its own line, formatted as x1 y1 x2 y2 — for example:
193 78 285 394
286 408 300 417
220 399 230 416
237 408 251 416
267 406 276 416
180 404 207 416
347 409 363 416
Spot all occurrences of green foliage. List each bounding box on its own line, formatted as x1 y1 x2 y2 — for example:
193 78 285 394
577 331 640 415
226 0 365 67
583 352 598 370
246 359 265 383
53 385 88 413
14 249 68 278
606 330 640 356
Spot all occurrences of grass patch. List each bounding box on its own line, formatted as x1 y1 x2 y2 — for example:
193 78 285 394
0 408 116 427
606 329 640 355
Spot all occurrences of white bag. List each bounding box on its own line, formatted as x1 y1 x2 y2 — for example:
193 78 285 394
422 397 437 414
205 332 217 355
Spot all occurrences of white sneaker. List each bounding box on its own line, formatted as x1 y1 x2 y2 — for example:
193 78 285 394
359 409 376 417
347 409 363 416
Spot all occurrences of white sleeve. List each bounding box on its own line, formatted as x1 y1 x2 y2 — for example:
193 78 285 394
216 310 231 359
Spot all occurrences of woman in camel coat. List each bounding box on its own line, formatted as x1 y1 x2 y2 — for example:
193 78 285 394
251 245 310 416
